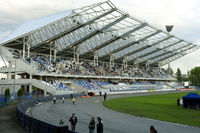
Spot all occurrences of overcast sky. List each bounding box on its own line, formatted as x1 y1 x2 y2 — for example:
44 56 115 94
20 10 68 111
0 0 200 74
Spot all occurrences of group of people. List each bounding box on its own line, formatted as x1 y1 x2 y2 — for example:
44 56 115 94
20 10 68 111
68 113 103 133
66 114 157 133
53 95 75 104
99 91 107 101
14 49 169 79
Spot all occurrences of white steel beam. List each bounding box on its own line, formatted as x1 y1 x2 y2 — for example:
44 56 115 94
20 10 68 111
150 45 197 65
159 46 200 66
139 40 184 64
100 30 162 58
81 22 148 56
31 8 117 52
127 35 173 62
58 14 128 55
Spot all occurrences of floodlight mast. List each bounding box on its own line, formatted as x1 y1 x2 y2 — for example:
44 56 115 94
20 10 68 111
166 25 173 75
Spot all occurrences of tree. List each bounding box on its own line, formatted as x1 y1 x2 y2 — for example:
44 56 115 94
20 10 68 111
176 68 182 82
189 67 200 86
182 74 189 81
17 89 23 101
4 88 10 104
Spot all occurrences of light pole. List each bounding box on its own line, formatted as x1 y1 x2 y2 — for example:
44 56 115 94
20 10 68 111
166 25 173 75
13 54 18 98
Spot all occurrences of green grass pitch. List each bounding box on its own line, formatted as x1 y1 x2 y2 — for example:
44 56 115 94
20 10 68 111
103 91 200 127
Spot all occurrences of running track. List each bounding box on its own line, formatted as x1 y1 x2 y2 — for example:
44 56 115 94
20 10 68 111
28 91 200 133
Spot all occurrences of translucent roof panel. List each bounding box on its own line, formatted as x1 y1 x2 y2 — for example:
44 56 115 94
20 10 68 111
0 10 73 44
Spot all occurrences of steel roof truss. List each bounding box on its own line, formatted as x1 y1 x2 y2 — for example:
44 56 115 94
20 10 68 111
160 46 199 66
150 45 196 65
57 14 128 55
127 35 173 62
139 40 184 64
106 30 162 59
80 23 147 56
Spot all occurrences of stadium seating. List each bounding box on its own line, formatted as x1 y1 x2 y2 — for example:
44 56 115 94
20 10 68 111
9 50 172 79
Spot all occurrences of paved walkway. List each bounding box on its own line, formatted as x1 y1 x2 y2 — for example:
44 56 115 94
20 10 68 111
0 104 26 133
29 91 200 133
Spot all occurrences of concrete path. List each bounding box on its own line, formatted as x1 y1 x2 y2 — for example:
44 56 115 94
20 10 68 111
0 104 26 133
29 92 200 133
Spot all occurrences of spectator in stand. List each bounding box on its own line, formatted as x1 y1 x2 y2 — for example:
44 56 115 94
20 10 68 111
89 117 95 133
69 113 78 131
97 117 103 133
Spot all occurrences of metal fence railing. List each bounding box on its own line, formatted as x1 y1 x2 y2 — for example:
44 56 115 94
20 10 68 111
17 93 84 133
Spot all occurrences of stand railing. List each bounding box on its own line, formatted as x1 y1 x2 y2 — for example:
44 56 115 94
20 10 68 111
17 94 83 133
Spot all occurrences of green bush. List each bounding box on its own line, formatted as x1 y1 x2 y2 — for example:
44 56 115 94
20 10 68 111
4 88 10 104
17 89 23 101
4 88 10 98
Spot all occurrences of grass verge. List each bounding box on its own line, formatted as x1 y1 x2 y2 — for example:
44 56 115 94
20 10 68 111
103 91 200 127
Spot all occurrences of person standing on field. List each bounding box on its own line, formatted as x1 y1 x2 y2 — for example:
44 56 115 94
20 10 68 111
97 117 103 133
69 113 78 131
72 97 75 104
53 96 56 104
103 93 107 101
150 125 157 133
62 96 65 103
89 117 95 133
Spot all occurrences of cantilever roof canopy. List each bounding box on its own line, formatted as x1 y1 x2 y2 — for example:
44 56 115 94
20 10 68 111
0 1 199 67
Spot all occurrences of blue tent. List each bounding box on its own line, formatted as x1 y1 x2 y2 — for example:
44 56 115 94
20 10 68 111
183 93 200 109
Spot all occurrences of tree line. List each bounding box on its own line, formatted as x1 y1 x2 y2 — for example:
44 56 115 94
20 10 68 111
175 67 200 87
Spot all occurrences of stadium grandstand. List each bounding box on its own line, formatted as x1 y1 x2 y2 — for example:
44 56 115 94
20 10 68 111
0 1 199 96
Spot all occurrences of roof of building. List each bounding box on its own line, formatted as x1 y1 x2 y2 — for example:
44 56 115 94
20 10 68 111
0 10 73 44
0 1 199 67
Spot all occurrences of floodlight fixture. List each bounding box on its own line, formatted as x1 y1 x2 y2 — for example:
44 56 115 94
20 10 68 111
166 25 173 33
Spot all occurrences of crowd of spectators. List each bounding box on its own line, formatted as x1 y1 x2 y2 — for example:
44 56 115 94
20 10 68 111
9 50 172 79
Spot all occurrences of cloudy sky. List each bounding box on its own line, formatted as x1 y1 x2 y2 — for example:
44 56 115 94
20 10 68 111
0 0 200 74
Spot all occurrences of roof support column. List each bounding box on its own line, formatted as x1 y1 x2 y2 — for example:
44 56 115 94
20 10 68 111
23 42 30 58
49 41 54 63
50 49 56 63
73 46 79 64
54 49 57 62
77 53 79 65
123 57 128 69
134 58 140 69
168 63 171 74
23 43 25 58
110 55 114 70
94 55 98 66
146 60 150 70
73 47 76 62
27 43 30 58
73 47 77 62
50 48 52 63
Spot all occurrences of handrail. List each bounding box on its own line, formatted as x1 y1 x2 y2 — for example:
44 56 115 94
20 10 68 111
17 94 83 133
